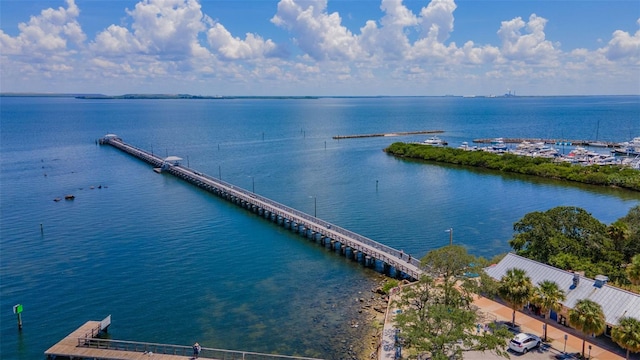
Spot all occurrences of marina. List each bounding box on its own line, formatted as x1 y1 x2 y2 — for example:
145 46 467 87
472 137 620 148
459 137 638 166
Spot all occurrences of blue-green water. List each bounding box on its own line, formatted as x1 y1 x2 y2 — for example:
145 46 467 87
1 96 639 359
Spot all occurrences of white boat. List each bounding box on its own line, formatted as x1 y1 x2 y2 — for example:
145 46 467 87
458 142 477 151
511 141 559 158
421 136 447 146
564 146 616 165
589 120 608 147
483 138 507 153
613 137 640 156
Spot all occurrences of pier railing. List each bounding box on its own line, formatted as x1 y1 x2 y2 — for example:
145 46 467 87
78 337 325 360
172 162 423 270
101 135 424 279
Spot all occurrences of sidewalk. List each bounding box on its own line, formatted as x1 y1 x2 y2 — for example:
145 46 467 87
379 292 636 360
473 296 636 360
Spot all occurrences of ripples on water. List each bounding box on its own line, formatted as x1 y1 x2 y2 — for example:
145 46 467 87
1 96 639 359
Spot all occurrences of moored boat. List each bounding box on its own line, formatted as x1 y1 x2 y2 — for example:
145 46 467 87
612 137 640 156
421 136 448 146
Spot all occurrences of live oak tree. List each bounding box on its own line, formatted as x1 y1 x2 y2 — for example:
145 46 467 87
509 205 639 285
569 299 606 359
509 206 608 265
422 245 476 306
618 205 640 261
393 246 511 360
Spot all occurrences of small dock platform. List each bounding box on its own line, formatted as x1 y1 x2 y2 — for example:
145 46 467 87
45 319 325 360
333 130 443 139
44 320 191 360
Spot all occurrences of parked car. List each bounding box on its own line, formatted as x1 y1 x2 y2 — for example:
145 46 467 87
508 332 541 353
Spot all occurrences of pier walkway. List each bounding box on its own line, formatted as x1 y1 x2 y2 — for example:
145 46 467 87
99 135 422 280
45 320 326 360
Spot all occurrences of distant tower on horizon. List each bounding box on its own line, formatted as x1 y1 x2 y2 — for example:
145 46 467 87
504 88 516 97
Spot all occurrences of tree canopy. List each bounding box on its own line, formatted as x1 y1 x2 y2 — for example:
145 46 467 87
628 255 640 286
509 205 640 286
394 246 511 359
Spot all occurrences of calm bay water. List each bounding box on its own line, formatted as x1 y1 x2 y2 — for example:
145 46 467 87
1 96 639 359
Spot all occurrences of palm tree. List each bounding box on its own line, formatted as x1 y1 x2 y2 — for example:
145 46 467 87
498 268 533 328
569 299 606 358
607 221 629 253
627 254 640 285
531 280 566 341
612 317 640 360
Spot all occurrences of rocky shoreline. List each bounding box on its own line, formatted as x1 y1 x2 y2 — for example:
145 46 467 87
343 275 393 360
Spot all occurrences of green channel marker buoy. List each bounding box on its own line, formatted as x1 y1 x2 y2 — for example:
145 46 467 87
13 304 23 330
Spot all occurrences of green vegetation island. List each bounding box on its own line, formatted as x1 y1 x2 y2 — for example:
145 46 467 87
384 142 640 191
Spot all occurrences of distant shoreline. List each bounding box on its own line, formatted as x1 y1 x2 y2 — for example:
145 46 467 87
0 93 321 100
2 93 639 99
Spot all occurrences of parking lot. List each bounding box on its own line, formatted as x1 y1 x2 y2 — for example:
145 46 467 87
381 294 635 360
464 343 574 360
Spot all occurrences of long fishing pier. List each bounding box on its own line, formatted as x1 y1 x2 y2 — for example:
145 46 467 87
99 135 422 281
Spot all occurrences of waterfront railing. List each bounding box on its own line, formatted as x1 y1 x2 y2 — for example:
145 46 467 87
78 337 325 360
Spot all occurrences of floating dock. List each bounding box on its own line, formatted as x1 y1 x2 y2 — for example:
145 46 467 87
333 130 443 139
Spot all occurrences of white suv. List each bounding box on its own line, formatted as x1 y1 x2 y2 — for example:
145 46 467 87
508 332 541 353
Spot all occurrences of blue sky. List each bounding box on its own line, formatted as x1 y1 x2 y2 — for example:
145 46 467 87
1 0 639 96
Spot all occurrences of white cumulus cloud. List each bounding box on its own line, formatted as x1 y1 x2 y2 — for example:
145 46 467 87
599 18 640 61
0 0 639 95
91 0 208 58
207 23 278 60
271 0 362 61
418 0 456 43
0 0 85 56
497 14 559 64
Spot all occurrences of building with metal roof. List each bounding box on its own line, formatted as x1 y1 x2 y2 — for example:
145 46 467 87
485 253 640 334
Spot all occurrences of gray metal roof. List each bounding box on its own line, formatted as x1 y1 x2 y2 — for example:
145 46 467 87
485 253 640 326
